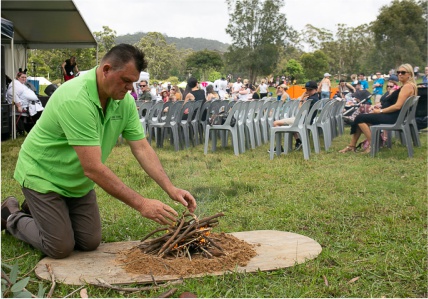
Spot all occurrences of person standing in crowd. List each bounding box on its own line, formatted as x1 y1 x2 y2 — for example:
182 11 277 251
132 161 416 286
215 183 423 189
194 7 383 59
255 78 269 99
422 66 428 86
150 82 159 97
372 72 385 104
318 73 332 99
231 77 243 99
61 56 79 82
138 80 153 102
358 73 369 90
217 77 228 100
1 44 196 259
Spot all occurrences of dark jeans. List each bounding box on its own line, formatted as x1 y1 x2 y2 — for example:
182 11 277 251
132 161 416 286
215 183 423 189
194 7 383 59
7 188 101 259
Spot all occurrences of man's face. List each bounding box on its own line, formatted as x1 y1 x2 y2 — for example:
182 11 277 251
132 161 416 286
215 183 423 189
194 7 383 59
139 81 148 92
376 72 381 78
359 75 364 80
305 88 316 95
103 61 139 100
237 78 241 82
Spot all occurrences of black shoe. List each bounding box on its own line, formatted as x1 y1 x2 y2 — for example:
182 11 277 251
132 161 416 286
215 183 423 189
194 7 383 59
294 142 302 151
1 197 20 231
21 200 31 215
267 146 284 153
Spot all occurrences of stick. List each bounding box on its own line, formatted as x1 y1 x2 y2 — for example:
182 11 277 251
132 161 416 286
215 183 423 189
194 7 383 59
157 287 178 298
93 278 183 292
63 285 86 298
2 252 29 262
157 216 186 256
140 226 170 242
45 264 56 298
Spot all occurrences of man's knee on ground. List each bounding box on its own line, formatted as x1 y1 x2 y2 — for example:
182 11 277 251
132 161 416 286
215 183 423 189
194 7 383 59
44 238 75 259
75 231 101 252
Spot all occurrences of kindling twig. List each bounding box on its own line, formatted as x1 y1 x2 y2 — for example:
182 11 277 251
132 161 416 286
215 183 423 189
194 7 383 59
138 212 225 260
45 264 56 298
92 277 183 292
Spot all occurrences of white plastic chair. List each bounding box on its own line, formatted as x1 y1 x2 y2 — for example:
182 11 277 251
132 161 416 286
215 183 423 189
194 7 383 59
305 100 324 154
315 100 335 151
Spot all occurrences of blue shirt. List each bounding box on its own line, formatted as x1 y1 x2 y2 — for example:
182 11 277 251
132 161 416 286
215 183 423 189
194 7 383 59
373 78 384 95
359 80 369 90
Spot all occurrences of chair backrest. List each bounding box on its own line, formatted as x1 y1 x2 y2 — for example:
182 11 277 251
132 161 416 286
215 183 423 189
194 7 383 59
147 101 164 124
163 101 183 124
199 100 212 122
139 101 154 119
290 100 311 129
305 100 323 127
288 100 301 117
316 100 335 125
259 100 272 122
246 101 257 123
222 101 243 126
393 96 416 127
190 100 203 123
405 96 420 125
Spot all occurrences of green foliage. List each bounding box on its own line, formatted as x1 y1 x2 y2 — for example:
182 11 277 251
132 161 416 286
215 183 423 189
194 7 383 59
134 32 178 79
165 76 179 86
1 262 43 298
185 50 223 81
300 50 329 81
208 70 223 82
371 0 427 69
93 25 117 55
283 59 305 84
225 0 291 82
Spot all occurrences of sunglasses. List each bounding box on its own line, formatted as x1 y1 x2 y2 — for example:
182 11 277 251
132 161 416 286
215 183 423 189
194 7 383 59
387 85 395 88
139 85 146 87
171 88 175 91
396 71 407 75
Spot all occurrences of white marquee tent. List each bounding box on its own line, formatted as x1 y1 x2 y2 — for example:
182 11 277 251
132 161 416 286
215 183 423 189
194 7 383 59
1 0 97 139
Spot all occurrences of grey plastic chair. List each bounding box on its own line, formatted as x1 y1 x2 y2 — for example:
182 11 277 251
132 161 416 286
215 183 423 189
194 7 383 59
198 100 212 144
146 101 164 144
370 96 417 157
305 100 324 154
259 100 272 144
148 101 182 151
406 96 421 147
204 101 243 156
315 100 335 151
178 101 195 149
252 100 264 147
244 101 257 150
139 101 155 134
189 100 203 146
269 100 312 160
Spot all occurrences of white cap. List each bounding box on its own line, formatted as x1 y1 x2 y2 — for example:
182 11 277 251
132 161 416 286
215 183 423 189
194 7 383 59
324 73 331 77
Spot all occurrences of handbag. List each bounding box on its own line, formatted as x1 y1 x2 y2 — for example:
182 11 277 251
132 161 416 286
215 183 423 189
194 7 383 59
209 111 236 127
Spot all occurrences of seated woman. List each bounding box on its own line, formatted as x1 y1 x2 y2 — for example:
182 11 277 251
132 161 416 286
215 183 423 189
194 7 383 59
339 64 418 154
6 70 44 134
205 84 219 102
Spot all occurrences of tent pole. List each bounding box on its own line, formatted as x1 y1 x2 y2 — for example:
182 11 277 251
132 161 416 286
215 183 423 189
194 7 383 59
11 37 16 140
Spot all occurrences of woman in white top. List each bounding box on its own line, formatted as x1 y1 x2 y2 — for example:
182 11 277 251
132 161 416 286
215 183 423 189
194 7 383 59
237 84 251 101
318 73 331 99
256 79 269 98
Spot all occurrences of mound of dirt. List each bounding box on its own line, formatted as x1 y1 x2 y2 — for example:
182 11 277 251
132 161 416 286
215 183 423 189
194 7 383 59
117 232 257 276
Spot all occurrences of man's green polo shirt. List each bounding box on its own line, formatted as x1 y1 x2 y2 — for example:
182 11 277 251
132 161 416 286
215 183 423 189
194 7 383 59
14 67 145 198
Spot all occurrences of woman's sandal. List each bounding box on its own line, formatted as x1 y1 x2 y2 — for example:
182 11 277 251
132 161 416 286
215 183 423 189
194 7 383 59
339 145 356 153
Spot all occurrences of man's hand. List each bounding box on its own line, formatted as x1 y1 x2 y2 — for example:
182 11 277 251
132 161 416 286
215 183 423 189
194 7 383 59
168 187 197 213
138 198 179 225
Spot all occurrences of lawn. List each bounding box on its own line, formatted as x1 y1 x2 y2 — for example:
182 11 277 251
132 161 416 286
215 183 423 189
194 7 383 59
1 127 427 298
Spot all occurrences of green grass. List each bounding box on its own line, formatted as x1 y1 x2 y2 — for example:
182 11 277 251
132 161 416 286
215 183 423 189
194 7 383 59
1 128 427 298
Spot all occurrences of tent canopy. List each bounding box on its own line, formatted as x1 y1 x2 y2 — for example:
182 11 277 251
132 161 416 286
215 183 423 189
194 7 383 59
1 17 13 39
1 0 97 49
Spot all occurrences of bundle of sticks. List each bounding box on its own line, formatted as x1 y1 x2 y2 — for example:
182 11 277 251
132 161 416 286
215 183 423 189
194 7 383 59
138 212 225 260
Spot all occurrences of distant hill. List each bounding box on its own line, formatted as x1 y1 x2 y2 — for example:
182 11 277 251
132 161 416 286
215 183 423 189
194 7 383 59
115 32 229 52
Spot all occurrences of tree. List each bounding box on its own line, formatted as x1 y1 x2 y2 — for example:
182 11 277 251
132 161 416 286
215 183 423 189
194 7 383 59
225 0 292 82
300 50 329 82
185 50 223 81
283 59 305 84
134 32 178 80
370 0 427 70
93 26 117 55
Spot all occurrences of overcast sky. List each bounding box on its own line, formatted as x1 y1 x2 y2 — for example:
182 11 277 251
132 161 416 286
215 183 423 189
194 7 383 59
74 0 392 44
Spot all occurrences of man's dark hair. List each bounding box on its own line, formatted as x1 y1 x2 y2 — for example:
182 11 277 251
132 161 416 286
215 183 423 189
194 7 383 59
187 77 198 88
101 44 147 72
